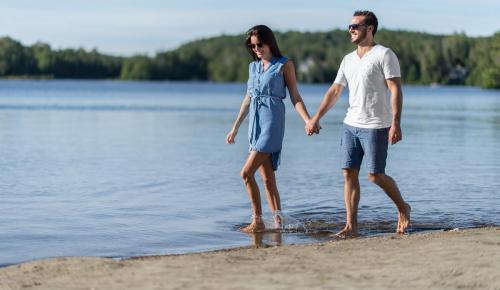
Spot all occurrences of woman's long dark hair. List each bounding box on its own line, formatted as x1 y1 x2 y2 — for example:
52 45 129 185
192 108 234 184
245 25 283 60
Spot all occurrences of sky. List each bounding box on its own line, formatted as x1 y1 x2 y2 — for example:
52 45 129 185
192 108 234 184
0 0 498 56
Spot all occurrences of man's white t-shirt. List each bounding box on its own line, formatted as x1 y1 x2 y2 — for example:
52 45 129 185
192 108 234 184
334 44 401 129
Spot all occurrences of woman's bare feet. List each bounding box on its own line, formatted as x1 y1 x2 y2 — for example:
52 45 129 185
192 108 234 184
273 210 284 230
241 216 265 233
335 224 358 238
397 202 411 234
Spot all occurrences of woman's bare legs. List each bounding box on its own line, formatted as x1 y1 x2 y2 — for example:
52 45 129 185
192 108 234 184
258 156 282 228
240 151 272 233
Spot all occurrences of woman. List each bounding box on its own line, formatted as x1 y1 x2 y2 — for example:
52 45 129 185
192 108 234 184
226 25 318 233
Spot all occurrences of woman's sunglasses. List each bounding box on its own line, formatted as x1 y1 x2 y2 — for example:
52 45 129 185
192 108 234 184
248 43 264 49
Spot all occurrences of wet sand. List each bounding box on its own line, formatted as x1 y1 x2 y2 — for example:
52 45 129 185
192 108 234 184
1 227 499 290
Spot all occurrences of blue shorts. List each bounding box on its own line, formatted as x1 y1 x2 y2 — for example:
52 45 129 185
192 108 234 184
341 123 389 174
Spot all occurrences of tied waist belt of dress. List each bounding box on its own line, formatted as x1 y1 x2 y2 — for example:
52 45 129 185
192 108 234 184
249 94 283 144
252 94 283 107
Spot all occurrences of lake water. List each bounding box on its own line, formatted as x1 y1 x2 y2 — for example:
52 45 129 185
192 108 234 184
0 80 499 266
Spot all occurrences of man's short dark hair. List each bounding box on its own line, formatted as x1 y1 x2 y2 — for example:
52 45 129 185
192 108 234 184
354 10 378 36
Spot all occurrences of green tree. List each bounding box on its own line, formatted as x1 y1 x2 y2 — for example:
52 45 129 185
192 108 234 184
120 56 153 80
31 42 53 75
0 37 36 76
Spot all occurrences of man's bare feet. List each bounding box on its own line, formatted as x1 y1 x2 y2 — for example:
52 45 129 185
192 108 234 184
241 216 265 233
335 225 358 238
397 202 411 234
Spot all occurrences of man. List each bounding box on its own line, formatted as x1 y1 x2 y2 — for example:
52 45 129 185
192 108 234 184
306 10 411 237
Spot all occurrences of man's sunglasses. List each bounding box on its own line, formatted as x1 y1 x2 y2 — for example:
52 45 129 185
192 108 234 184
248 43 264 49
348 23 367 30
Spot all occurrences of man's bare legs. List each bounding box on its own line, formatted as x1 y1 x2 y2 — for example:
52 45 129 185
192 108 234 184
258 160 283 229
336 168 361 237
240 151 274 233
368 173 411 233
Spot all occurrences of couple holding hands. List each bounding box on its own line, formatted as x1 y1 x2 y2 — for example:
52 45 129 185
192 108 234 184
226 10 411 237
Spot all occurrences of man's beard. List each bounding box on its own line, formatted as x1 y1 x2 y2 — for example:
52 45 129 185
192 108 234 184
352 29 367 44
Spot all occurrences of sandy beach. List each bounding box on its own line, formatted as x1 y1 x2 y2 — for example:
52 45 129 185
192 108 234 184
1 227 499 290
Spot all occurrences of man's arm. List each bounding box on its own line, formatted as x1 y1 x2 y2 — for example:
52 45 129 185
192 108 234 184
305 83 344 135
386 77 403 145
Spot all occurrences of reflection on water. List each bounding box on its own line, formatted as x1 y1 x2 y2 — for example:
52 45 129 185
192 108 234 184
0 81 499 265
248 232 283 248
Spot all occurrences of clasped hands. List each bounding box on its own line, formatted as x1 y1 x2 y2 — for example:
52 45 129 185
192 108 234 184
305 118 321 136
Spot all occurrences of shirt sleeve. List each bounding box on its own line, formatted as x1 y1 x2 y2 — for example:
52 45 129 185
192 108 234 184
383 49 401 79
333 57 347 87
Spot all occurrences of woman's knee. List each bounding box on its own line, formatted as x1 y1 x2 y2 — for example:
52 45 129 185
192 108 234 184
240 168 254 183
261 175 276 189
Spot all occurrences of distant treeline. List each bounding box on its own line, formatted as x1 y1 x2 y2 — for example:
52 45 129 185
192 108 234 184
0 29 499 88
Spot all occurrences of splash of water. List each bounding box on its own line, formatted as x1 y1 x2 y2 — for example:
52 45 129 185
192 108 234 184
262 211 309 233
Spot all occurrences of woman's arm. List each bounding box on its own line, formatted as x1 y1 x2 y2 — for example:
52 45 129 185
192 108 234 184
226 95 251 144
283 61 311 124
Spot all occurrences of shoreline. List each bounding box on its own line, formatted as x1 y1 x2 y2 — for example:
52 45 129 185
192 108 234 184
0 78 497 90
0 228 473 269
1 227 499 289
